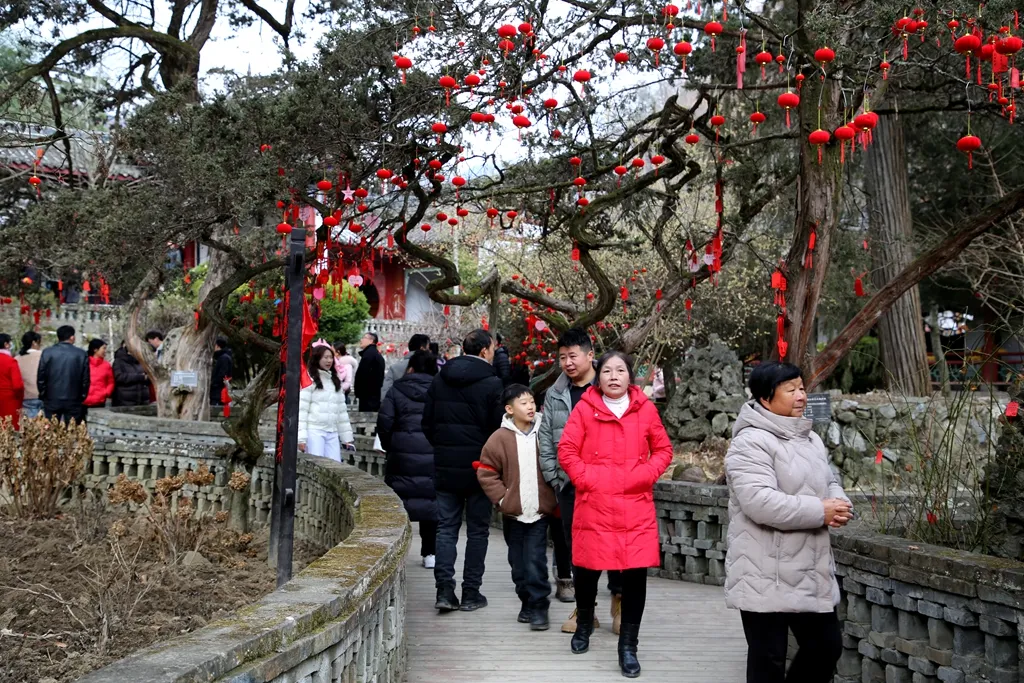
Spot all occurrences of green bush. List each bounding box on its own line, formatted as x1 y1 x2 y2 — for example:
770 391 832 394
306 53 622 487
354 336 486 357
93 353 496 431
316 283 370 345
820 336 884 394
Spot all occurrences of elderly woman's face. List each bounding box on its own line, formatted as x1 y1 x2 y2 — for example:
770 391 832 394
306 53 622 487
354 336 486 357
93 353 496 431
762 377 807 418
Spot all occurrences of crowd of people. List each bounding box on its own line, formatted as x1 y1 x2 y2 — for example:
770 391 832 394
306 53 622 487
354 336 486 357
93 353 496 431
0 317 852 681
0 325 238 427
363 329 850 682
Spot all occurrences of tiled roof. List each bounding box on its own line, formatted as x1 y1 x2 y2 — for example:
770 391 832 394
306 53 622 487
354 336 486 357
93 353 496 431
0 122 145 181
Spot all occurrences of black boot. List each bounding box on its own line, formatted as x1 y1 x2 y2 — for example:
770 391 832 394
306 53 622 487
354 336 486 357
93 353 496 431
571 606 595 654
618 622 641 678
434 586 460 613
517 601 531 624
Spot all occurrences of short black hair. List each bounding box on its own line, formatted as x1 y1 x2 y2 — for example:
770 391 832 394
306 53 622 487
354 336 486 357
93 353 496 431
408 349 438 376
502 383 533 406
495 332 504 344
215 337 228 349
88 338 107 356
596 350 635 384
0 334 10 349
56 325 75 342
20 330 40 355
463 328 493 357
364 331 379 344
557 327 593 353
748 361 803 403
335 343 348 356
428 342 440 356
408 333 430 352
145 330 164 342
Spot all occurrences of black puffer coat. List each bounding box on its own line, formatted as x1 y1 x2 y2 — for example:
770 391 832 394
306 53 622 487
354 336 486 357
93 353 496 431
422 355 504 493
112 346 150 407
377 373 436 522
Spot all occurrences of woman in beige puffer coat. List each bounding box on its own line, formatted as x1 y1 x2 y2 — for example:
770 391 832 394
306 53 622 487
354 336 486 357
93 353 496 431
724 361 852 683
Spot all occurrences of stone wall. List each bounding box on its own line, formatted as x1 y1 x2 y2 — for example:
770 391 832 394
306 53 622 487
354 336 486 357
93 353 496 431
652 481 1024 683
0 303 124 347
816 395 1004 492
653 481 729 585
78 411 411 683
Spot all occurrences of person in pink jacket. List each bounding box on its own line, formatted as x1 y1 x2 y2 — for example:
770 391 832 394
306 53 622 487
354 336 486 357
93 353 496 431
558 350 673 678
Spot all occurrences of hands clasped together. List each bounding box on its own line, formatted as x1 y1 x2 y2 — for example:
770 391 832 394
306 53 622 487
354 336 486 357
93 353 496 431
823 498 853 529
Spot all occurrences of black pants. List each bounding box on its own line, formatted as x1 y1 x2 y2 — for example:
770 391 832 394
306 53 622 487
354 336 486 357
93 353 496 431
575 566 647 624
419 520 438 557
503 517 551 610
558 483 622 594
551 519 571 580
739 610 842 683
45 405 86 425
434 488 491 594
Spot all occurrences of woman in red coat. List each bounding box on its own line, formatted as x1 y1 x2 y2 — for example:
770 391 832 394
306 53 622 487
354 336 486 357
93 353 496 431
84 339 115 410
558 351 673 678
0 334 25 430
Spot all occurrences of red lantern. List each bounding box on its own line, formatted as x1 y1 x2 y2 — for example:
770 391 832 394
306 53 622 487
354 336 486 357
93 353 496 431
573 69 592 93
421 223 432 232
431 121 448 142
497 24 517 39
684 132 700 145
512 114 531 139
464 73 481 91
704 21 723 51
754 50 772 80
439 74 457 106
814 46 835 67
614 51 629 65
646 37 665 66
316 179 333 191
777 91 800 128
457 207 469 217
834 124 856 163
808 129 830 165
749 110 766 135
470 111 488 125
276 221 292 234
613 164 628 186
323 215 340 228
650 154 665 175
394 55 413 83
956 134 982 169
544 98 558 110
710 114 725 142
673 41 692 70
954 34 982 80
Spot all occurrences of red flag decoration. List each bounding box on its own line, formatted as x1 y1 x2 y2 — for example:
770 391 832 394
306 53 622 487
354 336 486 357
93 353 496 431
1006 401 1019 418
279 293 319 389
874 449 884 464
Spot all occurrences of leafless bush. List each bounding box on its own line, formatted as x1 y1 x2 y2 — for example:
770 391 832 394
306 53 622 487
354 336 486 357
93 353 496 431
107 465 218 564
0 416 93 517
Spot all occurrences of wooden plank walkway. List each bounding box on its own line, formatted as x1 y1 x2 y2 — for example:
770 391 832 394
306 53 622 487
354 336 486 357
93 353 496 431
404 524 747 682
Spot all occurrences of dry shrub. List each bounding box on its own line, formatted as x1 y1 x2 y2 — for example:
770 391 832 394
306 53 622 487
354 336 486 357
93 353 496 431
107 465 218 565
0 415 93 517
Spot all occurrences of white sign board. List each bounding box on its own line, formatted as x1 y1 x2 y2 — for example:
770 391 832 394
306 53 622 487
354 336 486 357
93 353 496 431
170 371 199 388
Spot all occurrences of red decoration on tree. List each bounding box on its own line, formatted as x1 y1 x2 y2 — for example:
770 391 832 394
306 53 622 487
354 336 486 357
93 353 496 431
673 41 692 70
710 114 725 142
1005 401 1019 418
438 74 457 106
704 21 723 51
316 179 332 192
777 91 800 128
808 128 830 165
755 50 772 80
776 314 788 359
647 37 665 66
956 134 982 169
853 272 866 297
805 225 817 268
749 110 766 136
834 124 855 163
685 298 693 320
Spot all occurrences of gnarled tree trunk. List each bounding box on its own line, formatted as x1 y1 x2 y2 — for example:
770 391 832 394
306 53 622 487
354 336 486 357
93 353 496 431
125 242 232 420
865 114 930 396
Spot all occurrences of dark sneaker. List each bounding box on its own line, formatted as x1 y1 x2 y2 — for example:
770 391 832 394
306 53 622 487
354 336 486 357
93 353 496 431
530 609 550 631
435 587 460 612
517 604 531 623
459 590 488 611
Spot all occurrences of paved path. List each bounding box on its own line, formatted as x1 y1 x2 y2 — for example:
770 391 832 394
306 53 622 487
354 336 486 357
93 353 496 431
404 524 747 682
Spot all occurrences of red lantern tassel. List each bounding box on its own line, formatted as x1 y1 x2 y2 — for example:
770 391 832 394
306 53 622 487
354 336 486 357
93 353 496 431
966 54 971 80
785 110 791 128
902 36 908 60
967 151 973 169
840 140 846 164
817 147 822 165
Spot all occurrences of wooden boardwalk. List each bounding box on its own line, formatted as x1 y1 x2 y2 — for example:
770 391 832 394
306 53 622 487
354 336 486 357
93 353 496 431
404 525 747 682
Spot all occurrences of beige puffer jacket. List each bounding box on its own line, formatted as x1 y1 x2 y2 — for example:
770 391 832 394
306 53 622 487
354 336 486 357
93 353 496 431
724 401 849 614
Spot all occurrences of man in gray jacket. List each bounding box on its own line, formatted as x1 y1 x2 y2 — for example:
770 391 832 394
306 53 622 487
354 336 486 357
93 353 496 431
380 333 430 403
538 328 622 634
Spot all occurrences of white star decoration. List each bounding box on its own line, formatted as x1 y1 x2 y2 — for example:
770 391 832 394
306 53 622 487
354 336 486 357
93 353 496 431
341 186 355 201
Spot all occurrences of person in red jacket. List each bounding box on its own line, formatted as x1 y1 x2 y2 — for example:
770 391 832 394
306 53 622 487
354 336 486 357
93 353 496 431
558 350 673 679
84 338 115 411
0 334 25 430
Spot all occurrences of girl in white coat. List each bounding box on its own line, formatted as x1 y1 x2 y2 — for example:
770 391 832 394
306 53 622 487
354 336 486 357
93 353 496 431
298 343 354 461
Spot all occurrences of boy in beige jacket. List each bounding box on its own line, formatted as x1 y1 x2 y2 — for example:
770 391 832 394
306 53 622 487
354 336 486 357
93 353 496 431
476 384 557 631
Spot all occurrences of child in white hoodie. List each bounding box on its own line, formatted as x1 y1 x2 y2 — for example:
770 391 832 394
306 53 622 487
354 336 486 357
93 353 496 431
298 343 354 461
476 384 557 631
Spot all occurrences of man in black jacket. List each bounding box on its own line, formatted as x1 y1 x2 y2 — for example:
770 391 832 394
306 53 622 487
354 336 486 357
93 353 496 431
111 343 150 407
354 332 385 412
422 329 504 613
37 325 90 424
210 338 233 405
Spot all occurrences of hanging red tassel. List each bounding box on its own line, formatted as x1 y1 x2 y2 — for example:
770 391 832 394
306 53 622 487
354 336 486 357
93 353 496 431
655 288 663 312
805 225 817 268
685 298 693 320
620 286 629 314
854 272 866 297
776 314 788 359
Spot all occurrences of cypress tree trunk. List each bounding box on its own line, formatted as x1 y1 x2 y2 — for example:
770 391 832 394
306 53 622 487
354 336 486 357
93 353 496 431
865 114 930 396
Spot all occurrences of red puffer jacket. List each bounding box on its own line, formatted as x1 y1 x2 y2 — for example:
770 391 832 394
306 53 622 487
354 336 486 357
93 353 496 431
558 385 674 571
85 356 115 407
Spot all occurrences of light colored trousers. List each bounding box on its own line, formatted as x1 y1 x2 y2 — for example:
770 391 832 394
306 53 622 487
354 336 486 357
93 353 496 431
306 429 342 462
